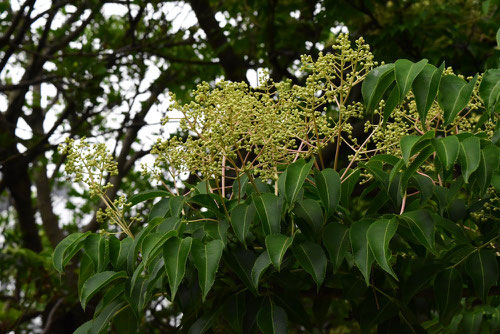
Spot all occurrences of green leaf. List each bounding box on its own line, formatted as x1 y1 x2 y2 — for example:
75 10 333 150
251 251 271 290
367 219 398 280
438 74 478 125
233 173 248 201
204 219 229 245
362 63 395 113
412 62 445 127
78 253 95 299
400 136 420 165
257 299 288 334
314 168 341 217
188 310 220 334
149 198 170 221
84 234 109 273
432 136 460 171
395 59 428 101
322 222 349 272
230 203 256 247
141 230 177 266
292 241 327 290
350 220 374 285
157 217 183 233
128 190 170 206
265 234 293 271
89 300 125 334
434 268 463 323
284 159 313 204
253 193 281 235
189 194 223 218
460 310 483 334
479 69 500 114
383 85 400 124
225 249 256 294
127 219 162 274
191 239 224 301
294 199 323 235
458 136 481 183
80 271 127 310
169 195 185 217
163 236 192 300
401 210 436 254
402 145 434 190
223 293 246 333
73 321 92 334
465 250 499 301
53 232 90 273
475 144 500 194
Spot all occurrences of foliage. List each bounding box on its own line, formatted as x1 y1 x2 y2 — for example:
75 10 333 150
54 33 500 333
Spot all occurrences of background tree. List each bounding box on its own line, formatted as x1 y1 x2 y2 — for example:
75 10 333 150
0 0 499 333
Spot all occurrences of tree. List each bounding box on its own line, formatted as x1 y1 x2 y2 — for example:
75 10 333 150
0 0 498 332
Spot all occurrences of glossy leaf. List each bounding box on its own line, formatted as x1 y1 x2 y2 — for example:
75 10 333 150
257 299 288 334
80 271 127 310
476 144 500 194
188 310 220 334
367 219 398 280
292 241 327 290
322 222 349 272
163 236 192 300
265 234 293 271
439 74 478 125
284 159 313 204
401 146 434 190
225 248 256 294
109 236 132 269
89 300 125 334
314 168 341 216
465 250 499 301
362 64 395 113
434 268 463 323
78 253 95 299
128 190 170 206
84 234 109 273
230 203 256 247
350 220 374 285
395 59 428 101
479 69 500 113
148 197 170 221
401 209 436 254
432 136 459 171
253 193 281 235
383 85 400 124
53 232 90 273
191 239 224 301
251 251 271 290
458 136 481 183
141 230 177 266
294 199 323 235
412 62 445 127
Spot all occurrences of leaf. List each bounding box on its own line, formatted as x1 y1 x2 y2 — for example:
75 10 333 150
257 299 288 334
162 236 192 300
383 85 400 124
73 321 92 334
434 268 463 323
53 232 90 273
294 199 323 235
350 220 374 285
80 271 127 310
284 159 314 204
322 222 349 272
141 230 177 266
223 292 246 333
400 136 420 165
84 234 109 273
128 190 170 206
475 144 500 195
89 300 125 334
233 173 249 201
461 310 483 334
251 251 271 290
479 69 500 114
367 219 398 280
78 253 95 299
157 217 183 233
265 234 293 271
149 198 170 221
189 194 223 218
109 236 133 269
230 203 256 247
204 219 229 245
432 136 460 171
401 209 436 254
252 193 281 235
225 248 257 294
292 241 327 290
402 146 434 190
412 62 445 127
314 168 341 217
438 74 478 125
188 310 220 334
458 136 481 183
191 239 224 301
362 64 395 113
465 250 499 301
395 59 428 101
169 195 185 217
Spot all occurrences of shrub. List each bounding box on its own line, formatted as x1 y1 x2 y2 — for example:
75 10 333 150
54 33 500 333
